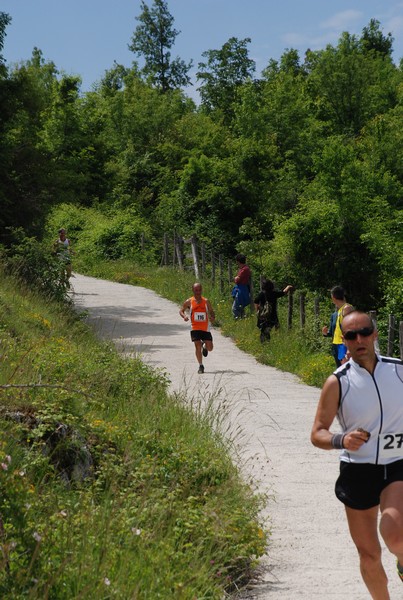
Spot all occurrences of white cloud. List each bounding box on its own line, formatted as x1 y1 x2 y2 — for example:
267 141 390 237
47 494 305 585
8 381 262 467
320 10 363 30
281 31 339 52
281 9 364 54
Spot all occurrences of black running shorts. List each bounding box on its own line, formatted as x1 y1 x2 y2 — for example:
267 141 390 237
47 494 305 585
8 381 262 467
335 459 403 510
190 330 213 342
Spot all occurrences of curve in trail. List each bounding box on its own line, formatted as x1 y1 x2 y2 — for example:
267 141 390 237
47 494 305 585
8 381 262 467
71 274 400 600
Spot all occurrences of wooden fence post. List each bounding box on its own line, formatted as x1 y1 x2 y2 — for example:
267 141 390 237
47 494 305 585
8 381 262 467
141 232 145 253
190 235 200 279
163 233 169 266
249 279 254 312
387 314 395 357
201 242 206 278
172 231 177 266
175 235 184 270
299 293 306 329
211 251 216 286
219 254 224 295
228 260 233 286
314 297 320 333
314 297 320 319
287 291 294 329
369 310 381 354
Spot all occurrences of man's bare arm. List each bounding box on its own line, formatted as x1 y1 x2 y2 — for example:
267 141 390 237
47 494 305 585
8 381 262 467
179 299 191 321
311 375 370 451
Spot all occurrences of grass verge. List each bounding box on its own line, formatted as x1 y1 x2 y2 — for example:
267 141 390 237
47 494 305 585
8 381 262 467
0 271 267 599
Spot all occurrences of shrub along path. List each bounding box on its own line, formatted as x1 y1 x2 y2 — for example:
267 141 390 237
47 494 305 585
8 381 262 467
71 273 400 599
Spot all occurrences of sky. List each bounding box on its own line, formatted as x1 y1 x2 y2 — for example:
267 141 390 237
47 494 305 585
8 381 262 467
2 0 403 101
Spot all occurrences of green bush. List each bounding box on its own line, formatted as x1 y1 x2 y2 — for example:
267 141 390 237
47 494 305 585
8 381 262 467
46 204 158 269
1 229 70 302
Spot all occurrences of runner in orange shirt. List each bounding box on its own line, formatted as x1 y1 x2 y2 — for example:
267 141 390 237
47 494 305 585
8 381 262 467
179 283 215 374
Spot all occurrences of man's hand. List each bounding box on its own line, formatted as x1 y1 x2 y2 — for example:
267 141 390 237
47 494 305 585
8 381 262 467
343 429 371 451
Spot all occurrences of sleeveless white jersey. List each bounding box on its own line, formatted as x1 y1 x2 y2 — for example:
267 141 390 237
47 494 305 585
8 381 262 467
336 355 403 464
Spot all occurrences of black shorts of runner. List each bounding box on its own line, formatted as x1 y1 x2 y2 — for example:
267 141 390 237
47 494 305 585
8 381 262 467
335 459 403 510
190 330 213 343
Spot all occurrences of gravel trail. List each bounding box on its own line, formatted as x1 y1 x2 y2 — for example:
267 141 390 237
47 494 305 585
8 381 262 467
71 273 400 599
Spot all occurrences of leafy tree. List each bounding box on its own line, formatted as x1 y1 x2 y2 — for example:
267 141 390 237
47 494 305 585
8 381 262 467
196 37 255 121
0 11 11 65
305 28 399 135
360 18 393 57
128 0 192 91
1 49 60 239
99 61 129 93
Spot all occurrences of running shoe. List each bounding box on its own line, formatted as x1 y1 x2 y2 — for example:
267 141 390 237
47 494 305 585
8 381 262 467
397 561 403 582
198 364 204 374
202 344 208 357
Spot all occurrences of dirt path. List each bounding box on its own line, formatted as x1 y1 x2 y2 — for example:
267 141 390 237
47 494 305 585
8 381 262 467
71 273 400 599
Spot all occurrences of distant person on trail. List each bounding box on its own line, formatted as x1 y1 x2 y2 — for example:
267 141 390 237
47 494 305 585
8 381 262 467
322 286 353 367
254 279 294 342
232 253 251 319
311 310 403 598
53 228 73 280
179 283 215 374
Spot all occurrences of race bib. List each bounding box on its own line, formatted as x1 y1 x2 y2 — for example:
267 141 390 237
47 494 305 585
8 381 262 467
379 433 403 459
194 312 206 322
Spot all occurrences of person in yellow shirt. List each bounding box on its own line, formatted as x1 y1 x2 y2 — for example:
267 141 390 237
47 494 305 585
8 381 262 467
322 286 353 366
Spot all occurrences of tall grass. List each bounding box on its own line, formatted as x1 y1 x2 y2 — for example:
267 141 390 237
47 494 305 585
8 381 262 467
0 272 267 599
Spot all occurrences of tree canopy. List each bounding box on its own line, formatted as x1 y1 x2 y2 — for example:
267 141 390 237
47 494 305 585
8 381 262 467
128 0 192 91
0 11 401 315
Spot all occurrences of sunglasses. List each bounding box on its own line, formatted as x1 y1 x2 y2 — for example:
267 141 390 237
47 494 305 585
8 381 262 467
343 327 374 341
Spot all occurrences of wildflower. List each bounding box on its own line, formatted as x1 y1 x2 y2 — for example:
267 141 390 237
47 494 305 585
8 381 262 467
19 470 26 477
131 527 141 536
1 463 8 471
104 577 111 586
59 510 68 517
33 532 42 543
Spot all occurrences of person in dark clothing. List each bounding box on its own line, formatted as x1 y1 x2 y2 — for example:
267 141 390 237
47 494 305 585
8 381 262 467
254 279 294 342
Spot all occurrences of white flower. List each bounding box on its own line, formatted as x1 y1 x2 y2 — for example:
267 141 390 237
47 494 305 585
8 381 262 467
131 527 141 536
33 532 42 543
104 577 111 586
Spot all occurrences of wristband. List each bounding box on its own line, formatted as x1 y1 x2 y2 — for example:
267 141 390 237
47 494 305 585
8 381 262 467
331 433 345 449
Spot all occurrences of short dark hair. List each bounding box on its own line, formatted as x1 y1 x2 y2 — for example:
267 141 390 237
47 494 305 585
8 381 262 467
262 278 274 293
235 253 246 264
330 285 345 300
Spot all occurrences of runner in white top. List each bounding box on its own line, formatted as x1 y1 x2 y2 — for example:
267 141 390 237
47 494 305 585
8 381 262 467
311 310 403 599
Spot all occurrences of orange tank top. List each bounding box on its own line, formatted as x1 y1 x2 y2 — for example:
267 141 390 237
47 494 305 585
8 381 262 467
190 297 209 331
